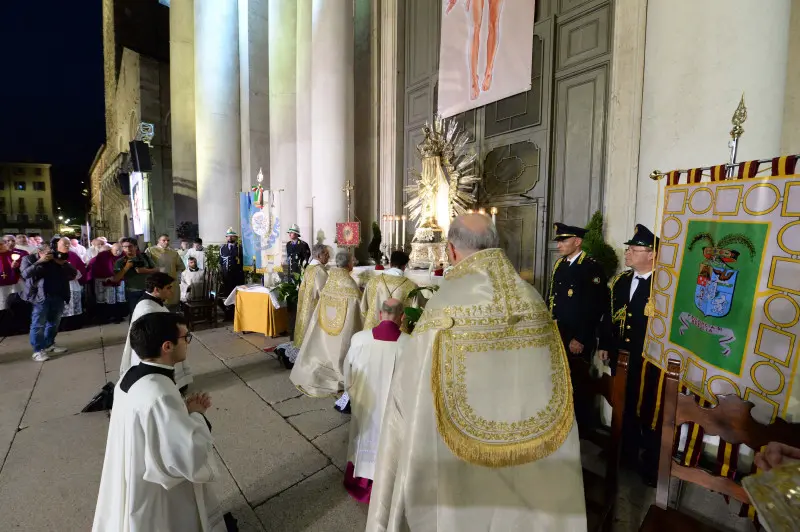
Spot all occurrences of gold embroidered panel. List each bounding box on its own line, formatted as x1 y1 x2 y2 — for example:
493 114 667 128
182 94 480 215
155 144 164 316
431 324 574 468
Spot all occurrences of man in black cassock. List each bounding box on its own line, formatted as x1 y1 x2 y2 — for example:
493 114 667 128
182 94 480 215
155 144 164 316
220 227 244 297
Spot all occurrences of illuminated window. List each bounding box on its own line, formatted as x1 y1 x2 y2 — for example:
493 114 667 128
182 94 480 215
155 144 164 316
34 181 46 191
15 181 25 191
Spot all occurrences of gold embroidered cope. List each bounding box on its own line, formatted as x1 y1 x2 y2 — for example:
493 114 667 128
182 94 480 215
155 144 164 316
361 274 418 331
293 264 329 348
417 248 575 468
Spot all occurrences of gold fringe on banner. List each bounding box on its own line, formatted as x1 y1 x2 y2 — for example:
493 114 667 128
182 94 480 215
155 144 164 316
737 160 760 179
710 164 726 181
772 155 798 176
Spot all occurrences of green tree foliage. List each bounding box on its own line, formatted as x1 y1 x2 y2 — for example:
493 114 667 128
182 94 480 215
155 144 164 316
581 211 619 278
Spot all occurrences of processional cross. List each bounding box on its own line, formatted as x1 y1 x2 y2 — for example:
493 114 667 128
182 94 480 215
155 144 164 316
343 180 355 222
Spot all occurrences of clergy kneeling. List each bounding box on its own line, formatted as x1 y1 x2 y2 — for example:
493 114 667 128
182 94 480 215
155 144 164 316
93 312 230 532
290 251 363 397
342 298 409 503
361 251 417 332
278 244 330 369
120 272 193 391
366 214 586 531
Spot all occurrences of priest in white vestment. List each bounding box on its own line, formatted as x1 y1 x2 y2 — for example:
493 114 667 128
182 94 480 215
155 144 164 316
280 244 331 367
180 256 206 303
290 251 363 397
361 251 418 333
119 272 193 391
366 214 586 532
343 298 410 503
93 312 230 532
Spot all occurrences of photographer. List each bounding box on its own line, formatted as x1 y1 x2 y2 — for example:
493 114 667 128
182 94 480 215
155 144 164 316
112 237 158 318
20 242 78 362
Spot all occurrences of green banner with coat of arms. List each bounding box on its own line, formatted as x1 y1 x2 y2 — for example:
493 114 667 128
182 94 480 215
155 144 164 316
645 169 800 423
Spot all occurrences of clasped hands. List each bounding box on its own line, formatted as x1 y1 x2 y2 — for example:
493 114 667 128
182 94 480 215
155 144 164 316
185 392 212 415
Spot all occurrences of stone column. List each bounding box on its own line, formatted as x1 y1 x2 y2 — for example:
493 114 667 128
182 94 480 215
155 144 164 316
296 0 313 242
195 0 241 243
781 0 800 155
636 0 791 225
169 0 198 226
602 0 647 257
239 0 270 192
268 0 298 240
311 0 354 250
379 0 400 225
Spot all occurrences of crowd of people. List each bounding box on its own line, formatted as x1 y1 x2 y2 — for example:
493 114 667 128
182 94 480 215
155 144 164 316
5 215 796 531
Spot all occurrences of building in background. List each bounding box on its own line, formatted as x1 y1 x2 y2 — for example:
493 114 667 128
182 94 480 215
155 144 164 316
0 162 56 238
89 0 174 244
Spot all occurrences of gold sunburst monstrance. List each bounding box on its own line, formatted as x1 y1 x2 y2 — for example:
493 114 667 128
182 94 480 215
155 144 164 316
404 116 479 231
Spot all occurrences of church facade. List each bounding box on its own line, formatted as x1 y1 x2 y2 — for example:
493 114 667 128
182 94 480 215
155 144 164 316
90 0 800 291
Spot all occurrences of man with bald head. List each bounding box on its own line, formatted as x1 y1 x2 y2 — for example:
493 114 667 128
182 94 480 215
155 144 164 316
341 297 410 503
367 214 586 531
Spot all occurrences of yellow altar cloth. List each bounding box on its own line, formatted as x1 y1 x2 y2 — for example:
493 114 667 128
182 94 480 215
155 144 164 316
234 291 289 337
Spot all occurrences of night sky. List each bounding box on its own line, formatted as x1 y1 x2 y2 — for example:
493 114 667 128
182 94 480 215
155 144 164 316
0 1 105 220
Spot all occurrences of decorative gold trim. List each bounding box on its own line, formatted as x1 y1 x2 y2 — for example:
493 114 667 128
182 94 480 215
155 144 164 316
431 323 574 467
293 265 325 348
363 275 417 331
315 268 360 337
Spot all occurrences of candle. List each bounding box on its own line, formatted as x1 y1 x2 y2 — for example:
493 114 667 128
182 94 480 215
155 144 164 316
467 209 474 214
382 214 386 248
394 215 400 250
490 207 498 224
478 208 486 215
401 215 407 249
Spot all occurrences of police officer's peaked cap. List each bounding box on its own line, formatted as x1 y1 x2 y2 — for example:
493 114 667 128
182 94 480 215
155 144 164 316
552 222 588 241
624 224 659 249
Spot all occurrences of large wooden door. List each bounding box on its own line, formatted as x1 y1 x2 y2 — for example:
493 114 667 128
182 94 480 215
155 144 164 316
400 0 613 293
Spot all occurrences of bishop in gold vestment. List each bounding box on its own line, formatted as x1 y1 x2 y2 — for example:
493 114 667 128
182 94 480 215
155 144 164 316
290 251 364 397
293 244 331 348
361 251 418 332
366 214 586 532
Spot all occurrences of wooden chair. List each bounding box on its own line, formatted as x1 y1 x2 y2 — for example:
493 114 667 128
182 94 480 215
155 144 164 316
570 350 630 532
181 268 219 329
639 358 800 531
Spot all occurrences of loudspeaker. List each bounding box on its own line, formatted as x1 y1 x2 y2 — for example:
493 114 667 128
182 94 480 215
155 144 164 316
117 172 130 195
129 140 152 172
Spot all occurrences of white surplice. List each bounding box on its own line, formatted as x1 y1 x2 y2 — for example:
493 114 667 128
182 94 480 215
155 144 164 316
92 363 222 532
343 328 410 480
366 249 586 532
120 296 193 389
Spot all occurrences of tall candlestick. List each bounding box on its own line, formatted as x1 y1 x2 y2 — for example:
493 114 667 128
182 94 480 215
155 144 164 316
394 215 400 250
490 207 498 225
382 214 387 250
401 215 406 249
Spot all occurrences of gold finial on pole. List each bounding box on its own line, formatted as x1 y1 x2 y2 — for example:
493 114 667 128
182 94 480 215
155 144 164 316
727 93 747 177
649 170 666 181
730 93 747 140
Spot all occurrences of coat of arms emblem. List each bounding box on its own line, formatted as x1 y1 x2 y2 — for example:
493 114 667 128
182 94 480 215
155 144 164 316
688 232 755 318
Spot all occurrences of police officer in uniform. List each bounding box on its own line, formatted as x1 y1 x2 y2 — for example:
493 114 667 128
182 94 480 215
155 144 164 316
598 223 659 486
286 224 311 276
548 223 608 359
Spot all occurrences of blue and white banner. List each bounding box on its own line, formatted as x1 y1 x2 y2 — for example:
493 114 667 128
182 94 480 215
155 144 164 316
240 190 282 273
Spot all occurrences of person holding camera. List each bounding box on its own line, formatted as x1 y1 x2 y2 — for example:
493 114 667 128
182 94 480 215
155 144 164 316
19 242 78 362
112 237 158 318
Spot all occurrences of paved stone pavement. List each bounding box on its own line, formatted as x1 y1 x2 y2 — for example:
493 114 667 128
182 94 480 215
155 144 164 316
0 324 754 531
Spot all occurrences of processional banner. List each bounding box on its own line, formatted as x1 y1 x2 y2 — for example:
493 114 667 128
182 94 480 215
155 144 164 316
239 191 282 274
437 0 536 117
645 159 800 423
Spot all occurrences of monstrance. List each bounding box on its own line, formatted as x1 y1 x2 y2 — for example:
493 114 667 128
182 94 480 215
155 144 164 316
405 115 479 269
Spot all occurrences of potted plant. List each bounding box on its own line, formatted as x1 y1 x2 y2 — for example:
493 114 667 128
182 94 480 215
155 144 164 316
403 285 440 332
581 211 619 279
276 271 302 341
